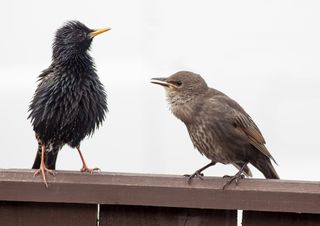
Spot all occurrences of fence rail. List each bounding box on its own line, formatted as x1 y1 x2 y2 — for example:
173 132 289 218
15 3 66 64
0 169 319 225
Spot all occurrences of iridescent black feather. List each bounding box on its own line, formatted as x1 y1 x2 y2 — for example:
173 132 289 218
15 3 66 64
29 21 108 169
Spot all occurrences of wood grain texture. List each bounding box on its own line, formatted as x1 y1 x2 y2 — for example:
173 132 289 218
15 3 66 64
0 201 97 226
0 169 319 214
100 205 236 226
243 211 320 226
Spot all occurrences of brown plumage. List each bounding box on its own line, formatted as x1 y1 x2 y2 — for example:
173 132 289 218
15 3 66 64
151 71 279 189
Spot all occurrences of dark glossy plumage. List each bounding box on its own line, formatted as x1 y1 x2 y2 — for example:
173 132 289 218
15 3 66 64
29 21 108 171
151 71 279 187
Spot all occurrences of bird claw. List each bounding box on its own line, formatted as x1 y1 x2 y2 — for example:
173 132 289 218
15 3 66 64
80 166 101 174
184 171 204 184
222 173 245 190
34 165 56 188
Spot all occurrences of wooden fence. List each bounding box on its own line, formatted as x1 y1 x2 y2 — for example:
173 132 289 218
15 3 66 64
0 169 319 225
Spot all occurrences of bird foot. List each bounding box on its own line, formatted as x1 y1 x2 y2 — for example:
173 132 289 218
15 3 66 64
184 171 204 184
222 173 245 190
34 165 55 188
80 166 100 174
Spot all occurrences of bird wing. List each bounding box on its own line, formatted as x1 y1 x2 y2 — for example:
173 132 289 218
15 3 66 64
231 109 277 164
28 71 56 127
29 70 81 131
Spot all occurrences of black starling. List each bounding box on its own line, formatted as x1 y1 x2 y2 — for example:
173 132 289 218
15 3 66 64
28 21 110 187
151 71 279 189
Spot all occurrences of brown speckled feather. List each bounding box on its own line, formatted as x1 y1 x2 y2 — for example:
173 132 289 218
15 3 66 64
152 71 279 180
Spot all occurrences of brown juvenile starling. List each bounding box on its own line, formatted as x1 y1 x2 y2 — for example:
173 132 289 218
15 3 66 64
28 21 110 187
151 71 279 189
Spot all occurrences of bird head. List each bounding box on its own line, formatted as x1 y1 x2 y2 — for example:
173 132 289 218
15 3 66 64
151 71 208 102
52 20 110 61
151 71 209 122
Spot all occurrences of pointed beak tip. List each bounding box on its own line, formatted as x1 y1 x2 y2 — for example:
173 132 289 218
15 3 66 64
150 78 162 84
90 27 111 38
150 78 169 87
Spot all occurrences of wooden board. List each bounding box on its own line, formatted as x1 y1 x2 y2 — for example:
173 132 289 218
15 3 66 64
100 205 236 226
243 210 320 226
0 169 320 214
0 201 97 226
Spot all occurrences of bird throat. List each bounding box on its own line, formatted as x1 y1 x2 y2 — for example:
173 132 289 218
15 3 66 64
167 93 195 124
53 46 93 70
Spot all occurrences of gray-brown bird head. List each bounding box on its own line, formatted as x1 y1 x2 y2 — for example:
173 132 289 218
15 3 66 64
151 71 208 101
151 71 208 121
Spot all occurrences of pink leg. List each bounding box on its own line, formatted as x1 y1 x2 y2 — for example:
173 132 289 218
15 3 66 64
76 146 100 173
34 144 55 188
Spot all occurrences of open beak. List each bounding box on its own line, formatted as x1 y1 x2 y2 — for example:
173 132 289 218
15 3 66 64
151 77 170 87
90 27 111 38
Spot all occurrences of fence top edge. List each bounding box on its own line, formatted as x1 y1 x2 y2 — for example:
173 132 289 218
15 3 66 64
1 169 320 214
0 168 319 193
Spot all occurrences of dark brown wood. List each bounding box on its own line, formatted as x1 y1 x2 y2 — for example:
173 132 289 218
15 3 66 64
0 201 97 226
242 210 320 226
100 205 236 226
0 169 319 214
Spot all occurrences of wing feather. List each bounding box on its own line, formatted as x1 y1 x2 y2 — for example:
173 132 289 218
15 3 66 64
231 109 277 164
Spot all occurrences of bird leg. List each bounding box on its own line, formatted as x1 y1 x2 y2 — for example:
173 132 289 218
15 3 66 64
223 161 248 190
76 146 100 173
34 144 55 188
185 161 216 184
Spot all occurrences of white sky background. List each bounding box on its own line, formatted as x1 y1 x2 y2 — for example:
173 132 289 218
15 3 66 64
0 0 319 181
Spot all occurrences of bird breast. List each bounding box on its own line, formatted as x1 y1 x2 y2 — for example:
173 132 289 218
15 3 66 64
167 94 195 124
187 122 230 164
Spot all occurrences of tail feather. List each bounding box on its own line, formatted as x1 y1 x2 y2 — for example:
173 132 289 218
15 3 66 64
32 144 59 170
32 150 41 169
251 156 279 179
46 150 59 170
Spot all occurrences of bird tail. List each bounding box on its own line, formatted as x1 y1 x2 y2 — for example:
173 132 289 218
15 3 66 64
32 144 59 170
251 156 279 179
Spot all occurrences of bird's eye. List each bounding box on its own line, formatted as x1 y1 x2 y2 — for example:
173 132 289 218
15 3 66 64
175 80 182 86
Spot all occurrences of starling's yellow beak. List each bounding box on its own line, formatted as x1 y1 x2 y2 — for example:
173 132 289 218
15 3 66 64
90 28 111 38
